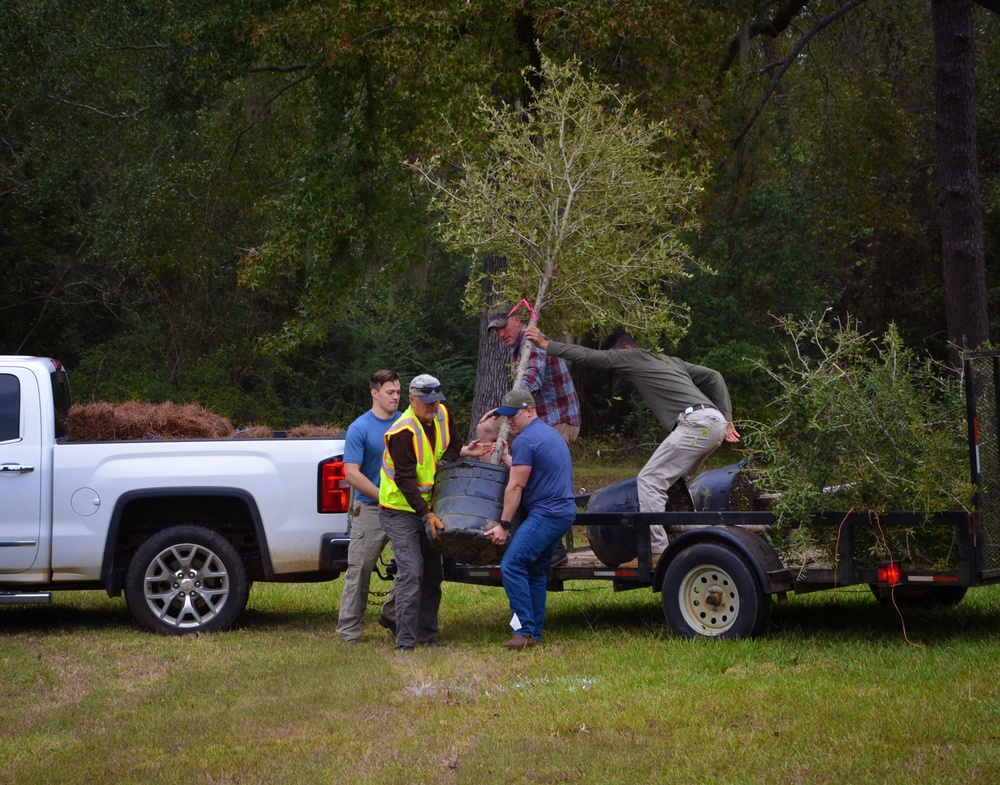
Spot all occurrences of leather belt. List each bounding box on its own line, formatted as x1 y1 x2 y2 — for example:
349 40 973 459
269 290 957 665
683 403 718 414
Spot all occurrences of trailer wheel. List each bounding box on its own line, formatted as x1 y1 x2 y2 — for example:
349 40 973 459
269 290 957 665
662 542 770 639
125 525 250 635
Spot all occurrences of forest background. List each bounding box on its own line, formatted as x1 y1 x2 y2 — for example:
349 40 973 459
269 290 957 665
2 0 999 445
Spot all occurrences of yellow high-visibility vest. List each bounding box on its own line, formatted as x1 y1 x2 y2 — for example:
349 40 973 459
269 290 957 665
378 404 451 512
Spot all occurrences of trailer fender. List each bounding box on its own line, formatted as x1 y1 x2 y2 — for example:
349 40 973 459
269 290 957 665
654 526 794 595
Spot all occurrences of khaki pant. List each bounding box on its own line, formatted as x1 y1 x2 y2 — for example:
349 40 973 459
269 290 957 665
638 408 727 553
551 421 580 446
335 502 395 641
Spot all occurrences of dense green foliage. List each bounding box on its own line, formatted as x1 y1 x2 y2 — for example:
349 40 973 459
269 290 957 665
744 316 973 521
1 1 997 438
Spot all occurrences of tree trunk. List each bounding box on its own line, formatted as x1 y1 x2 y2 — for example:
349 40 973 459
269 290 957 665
468 254 512 442
932 0 989 368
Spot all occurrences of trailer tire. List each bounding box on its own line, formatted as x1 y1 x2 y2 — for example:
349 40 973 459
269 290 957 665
662 542 770 639
125 525 250 635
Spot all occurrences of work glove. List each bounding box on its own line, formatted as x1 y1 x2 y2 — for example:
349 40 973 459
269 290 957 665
424 512 445 541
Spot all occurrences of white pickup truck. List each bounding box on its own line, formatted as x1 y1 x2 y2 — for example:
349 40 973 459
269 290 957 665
0 356 352 635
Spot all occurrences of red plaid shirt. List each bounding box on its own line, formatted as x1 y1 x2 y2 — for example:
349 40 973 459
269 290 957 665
511 330 581 427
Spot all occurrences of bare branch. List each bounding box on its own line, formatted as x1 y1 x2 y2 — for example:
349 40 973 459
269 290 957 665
250 64 309 74
46 96 148 120
75 35 167 52
716 0 810 78
728 0 866 149
225 72 313 173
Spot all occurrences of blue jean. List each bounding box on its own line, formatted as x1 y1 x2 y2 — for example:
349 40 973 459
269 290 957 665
500 512 575 641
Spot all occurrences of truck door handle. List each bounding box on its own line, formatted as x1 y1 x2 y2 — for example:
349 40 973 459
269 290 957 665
0 464 35 474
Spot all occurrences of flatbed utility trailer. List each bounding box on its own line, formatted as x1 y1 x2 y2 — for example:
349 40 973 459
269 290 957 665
441 350 1000 639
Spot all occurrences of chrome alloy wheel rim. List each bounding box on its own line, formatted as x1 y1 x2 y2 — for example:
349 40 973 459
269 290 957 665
142 543 230 629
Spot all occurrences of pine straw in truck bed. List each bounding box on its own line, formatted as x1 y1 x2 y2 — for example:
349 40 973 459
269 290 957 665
66 401 341 441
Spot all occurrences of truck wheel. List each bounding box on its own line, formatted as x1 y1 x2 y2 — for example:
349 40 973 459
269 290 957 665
125 525 250 635
662 542 770 639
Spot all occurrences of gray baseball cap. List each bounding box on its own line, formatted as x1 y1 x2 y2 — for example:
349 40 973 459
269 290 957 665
408 373 446 403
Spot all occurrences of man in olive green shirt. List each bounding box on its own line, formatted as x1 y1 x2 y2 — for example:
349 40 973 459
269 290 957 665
525 326 740 555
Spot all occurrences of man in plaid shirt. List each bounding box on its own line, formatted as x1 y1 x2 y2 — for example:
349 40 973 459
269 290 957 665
483 305 581 445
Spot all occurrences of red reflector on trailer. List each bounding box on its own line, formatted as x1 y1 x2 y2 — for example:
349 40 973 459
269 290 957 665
319 457 350 513
876 561 901 585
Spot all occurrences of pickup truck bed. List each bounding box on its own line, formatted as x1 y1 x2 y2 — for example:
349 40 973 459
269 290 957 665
1 355 353 635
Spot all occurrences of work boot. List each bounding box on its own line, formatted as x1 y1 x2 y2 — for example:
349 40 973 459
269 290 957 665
378 615 397 636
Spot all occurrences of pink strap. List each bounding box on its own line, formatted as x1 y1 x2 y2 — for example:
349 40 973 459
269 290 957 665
507 299 537 323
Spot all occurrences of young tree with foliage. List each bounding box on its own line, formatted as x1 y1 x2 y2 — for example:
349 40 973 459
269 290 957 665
413 55 709 453
744 315 973 524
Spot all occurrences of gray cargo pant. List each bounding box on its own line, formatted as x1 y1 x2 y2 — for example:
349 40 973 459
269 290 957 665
378 507 442 648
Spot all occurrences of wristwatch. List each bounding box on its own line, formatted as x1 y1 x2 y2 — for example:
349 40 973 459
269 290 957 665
499 519 512 531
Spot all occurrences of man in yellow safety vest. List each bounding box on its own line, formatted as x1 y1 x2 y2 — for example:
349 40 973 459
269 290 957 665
378 373 491 650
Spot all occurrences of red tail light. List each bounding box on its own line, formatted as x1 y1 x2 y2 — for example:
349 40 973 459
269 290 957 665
319 457 350 513
877 561 901 585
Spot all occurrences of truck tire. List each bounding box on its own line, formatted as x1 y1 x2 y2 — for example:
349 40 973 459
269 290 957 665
662 542 770 639
125 525 250 635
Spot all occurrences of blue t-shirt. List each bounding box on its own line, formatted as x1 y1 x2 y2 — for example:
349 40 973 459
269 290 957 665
343 408 402 504
510 418 576 518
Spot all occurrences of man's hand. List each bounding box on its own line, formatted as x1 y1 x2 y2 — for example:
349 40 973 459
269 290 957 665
523 325 548 350
499 439 512 468
484 522 509 546
424 512 445 540
460 439 494 459
725 421 741 444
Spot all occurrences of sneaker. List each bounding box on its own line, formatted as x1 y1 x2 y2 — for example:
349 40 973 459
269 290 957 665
378 615 397 636
502 635 535 650
396 645 414 651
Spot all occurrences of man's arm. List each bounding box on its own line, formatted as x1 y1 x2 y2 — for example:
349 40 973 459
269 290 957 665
520 344 546 394
386 431 430 519
344 462 379 501
484 464 532 545
684 362 740 443
443 414 493 462
524 326 626 371
684 362 734 420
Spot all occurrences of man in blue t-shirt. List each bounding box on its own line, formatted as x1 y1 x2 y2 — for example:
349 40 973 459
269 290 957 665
336 370 402 643
484 389 576 649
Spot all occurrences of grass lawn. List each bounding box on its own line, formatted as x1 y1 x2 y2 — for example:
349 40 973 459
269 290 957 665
3 447 998 784
3 575 1000 784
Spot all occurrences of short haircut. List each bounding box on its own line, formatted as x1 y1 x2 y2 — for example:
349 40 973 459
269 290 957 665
602 330 637 350
370 369 399 390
